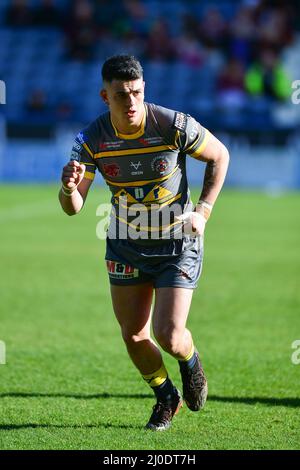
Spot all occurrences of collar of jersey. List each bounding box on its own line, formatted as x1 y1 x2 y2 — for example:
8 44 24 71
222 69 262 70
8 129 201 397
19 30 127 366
110 105 146 140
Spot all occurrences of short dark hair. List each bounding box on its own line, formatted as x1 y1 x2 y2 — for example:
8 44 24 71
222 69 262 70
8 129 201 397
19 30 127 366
101 55 143 83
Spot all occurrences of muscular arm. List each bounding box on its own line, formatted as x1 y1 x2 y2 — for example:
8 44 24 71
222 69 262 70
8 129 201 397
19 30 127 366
58 160 93 216
195 132 230 207
59 178 93 215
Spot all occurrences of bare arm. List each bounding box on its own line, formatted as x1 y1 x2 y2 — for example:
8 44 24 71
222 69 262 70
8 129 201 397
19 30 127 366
177 132 229 236
195 132 230 208
58 160 93 216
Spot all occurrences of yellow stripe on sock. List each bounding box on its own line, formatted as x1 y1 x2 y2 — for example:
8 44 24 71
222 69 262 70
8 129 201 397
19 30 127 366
142 363 168 388
180 344 195 362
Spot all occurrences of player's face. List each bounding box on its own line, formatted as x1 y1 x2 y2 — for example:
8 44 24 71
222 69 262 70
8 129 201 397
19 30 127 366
101 78 145 133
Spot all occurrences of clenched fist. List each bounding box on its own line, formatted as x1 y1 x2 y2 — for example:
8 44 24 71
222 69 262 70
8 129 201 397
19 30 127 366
61 160 86 193
175 211 206 237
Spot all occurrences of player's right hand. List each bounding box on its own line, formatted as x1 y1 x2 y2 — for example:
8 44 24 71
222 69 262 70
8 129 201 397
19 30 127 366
61 160 86 192
175 211 206 237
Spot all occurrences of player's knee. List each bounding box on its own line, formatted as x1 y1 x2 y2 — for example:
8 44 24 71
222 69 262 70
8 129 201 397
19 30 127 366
154 329 182 356
121 331 148 348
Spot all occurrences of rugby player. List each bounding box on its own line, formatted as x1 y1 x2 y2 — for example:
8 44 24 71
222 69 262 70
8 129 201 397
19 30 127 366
59 55 229 431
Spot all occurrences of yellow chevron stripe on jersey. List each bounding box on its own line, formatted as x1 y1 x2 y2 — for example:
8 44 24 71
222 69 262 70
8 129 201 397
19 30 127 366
104 165 178 187
94 144 177 159
118 192 182 212
191 129 211 158
114 189 139 203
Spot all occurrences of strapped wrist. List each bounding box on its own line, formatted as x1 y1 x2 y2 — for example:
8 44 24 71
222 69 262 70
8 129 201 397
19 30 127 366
196 200 213 221
61 184 76 197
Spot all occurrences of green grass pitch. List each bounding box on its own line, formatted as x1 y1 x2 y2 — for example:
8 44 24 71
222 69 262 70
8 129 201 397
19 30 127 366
0 184 299 450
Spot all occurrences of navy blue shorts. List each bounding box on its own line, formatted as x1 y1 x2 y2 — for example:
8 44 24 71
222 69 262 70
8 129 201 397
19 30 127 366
105 236 204 289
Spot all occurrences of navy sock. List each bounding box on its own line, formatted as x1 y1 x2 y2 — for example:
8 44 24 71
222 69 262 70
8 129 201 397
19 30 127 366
152 377 176 403
179 351 197 370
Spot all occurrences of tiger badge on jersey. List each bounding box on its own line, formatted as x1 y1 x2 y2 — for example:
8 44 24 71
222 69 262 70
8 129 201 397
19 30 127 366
151 155 170 175
103 162 121 177
106 261 139 279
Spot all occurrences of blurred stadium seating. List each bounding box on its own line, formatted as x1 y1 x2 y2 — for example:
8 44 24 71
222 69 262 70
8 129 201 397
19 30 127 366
0 0 299 187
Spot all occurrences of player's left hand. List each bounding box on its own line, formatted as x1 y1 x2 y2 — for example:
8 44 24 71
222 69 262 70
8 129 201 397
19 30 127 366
175 211 206 237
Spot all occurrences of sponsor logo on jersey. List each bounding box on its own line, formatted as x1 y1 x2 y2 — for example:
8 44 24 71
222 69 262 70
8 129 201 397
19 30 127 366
106 260 139 279
76 132 85 144
70 140 83 161
139 138 149 146
103 162 121 177
73 142 82 152
99 142 108 150
100 141 123 149
130 161 143 175
70 150 81 161
189 126 198 140
139 137 164 145
151 155 170 175
173 112 187 132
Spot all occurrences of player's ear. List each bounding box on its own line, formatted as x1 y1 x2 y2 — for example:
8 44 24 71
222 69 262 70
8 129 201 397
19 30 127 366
100 89 109 105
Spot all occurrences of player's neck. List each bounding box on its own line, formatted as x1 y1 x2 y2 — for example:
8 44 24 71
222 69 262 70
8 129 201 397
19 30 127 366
111 107 146 137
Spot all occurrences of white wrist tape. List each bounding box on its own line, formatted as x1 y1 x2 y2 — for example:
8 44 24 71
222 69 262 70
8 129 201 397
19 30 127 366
197 200 213 220
198 200 213 210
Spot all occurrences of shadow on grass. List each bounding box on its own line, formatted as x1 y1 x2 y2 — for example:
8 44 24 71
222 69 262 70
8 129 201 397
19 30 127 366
0 423 143 431
0 392 299 407
0 392 152 400
209 395 300 408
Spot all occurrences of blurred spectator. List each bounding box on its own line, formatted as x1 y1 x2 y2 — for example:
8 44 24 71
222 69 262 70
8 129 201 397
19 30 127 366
254 0 294 50
245 48 291 101
144 19 175 61
26 89 49 116
1 0 298 127
199 7 228 51
5 0 33 27
33 0 62 27
64 0 98 61
217 58 247 109
123 0 149 35
94 0 127 36
228 4 257 65
56 101 74 121
176 32 205 67
181 12 200 40
121 30 146 59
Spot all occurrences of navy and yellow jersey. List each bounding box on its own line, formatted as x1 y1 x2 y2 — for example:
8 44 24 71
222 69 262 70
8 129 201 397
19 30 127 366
69 102 210 243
